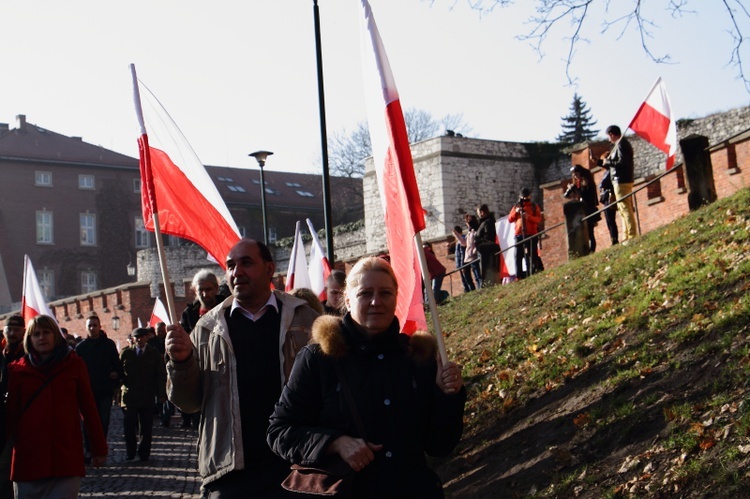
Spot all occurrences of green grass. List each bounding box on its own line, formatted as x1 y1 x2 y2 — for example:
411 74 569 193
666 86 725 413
435 188 750 497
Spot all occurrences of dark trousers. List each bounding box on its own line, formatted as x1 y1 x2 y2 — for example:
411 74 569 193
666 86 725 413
477 243 500 286
587 222 597 253
458 261 475 292
83 394 112 457
123 406 154 459
515 235 542 279
604 207 619 244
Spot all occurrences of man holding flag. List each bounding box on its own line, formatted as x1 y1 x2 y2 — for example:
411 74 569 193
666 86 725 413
166 239 317 497
597 125 637 241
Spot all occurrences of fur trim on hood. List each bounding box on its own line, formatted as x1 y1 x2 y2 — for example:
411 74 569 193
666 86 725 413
311 315 437 365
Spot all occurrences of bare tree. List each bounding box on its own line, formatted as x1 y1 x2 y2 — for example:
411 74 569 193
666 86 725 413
327 107 472 179
448 0 750 92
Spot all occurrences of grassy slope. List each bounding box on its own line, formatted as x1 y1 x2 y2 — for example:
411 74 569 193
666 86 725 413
434 188 750 498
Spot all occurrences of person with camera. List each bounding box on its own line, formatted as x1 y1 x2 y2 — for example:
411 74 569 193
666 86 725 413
508 188 543 279
564 165 601 253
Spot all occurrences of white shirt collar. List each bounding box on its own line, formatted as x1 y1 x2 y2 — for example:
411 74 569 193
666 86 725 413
230 292 278 322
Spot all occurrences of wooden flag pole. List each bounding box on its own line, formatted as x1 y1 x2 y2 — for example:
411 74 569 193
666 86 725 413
414 232 448 366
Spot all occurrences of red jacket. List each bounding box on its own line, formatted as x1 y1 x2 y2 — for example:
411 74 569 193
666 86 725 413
6 350 107 482
508 200 543 237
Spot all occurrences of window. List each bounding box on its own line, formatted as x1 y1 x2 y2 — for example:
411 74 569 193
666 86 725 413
296 190 315 197
168 235 183 247
286 182 302 187
38 269 54 299
135 217 150 248
227 185 246 193
78 174 95 189
133 179 141 193
80 213 96 246
81 271 97 294
35 171 52 186
238 226 246 237
217 176 234 182
252 179 261 185
268 227 277 243
36 211 54 244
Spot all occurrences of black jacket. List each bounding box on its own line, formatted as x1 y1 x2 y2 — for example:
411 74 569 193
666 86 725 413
267 315 465 499
179 293 229 333
75 335 122 398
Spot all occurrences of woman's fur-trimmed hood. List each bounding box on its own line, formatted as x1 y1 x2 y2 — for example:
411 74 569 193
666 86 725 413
311 315 437 365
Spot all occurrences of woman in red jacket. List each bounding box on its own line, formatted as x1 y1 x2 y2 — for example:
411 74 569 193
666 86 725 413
6 315 107 498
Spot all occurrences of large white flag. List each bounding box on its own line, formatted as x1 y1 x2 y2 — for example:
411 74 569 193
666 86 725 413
360 0 427 334
22 255 54 322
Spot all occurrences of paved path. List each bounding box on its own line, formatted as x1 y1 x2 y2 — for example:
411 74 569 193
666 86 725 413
80 407 202 498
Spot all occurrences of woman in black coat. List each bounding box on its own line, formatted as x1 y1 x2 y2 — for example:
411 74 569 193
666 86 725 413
565 164 602 252
267 256 466 499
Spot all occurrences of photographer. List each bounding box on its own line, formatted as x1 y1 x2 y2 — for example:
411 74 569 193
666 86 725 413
508 188 543 279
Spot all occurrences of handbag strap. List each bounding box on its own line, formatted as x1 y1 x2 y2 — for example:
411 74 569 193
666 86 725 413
333 362 367 441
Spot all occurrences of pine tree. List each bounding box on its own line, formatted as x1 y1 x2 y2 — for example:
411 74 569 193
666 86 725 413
557 93 598 144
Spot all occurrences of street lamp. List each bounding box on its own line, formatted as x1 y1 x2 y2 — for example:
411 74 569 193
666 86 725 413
249 150 274 245
112 315 120 332
126 261 135 279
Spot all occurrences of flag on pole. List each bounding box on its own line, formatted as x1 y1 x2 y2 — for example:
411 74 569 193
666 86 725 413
496 217 516 279
21 255 54 322
360 0 427 334
285 221 312 292
628 77 677 169
149 297 170 328
306 219 332 301
132 71 241 268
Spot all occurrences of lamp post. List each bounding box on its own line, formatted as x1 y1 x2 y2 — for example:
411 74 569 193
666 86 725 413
112 315 120 333
126 261 135 280
249 150 274 245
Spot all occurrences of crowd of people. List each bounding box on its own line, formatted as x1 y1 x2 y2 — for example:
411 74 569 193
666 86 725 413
0 239 467 498
0 122 635 498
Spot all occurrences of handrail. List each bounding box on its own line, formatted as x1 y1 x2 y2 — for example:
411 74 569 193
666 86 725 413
445 165 681 283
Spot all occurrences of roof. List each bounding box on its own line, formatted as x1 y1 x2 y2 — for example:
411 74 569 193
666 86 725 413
0 115 138 168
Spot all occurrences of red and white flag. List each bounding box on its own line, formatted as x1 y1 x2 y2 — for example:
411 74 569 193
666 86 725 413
360 0 427 334
21 255 54 322
131 66 241 268
306 218 332 301
149 297 169 328
628 77 677 169
285 221 312 292
496 217 516 278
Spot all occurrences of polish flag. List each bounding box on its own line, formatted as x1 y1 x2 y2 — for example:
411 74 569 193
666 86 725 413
131 65 241 268
285 221 312 292
496 217 516 278
306 219 332 301
360 0 426 334
149 297 170 328
628 77 677 169
21 255 54 322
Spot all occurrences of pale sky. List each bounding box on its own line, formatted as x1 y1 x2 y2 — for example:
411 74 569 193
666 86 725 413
1 1 748 175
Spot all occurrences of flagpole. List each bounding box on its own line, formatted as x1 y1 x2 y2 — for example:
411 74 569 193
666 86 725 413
414 233 448 366
313 0 335 264
21 254 29 320
130 64 178 325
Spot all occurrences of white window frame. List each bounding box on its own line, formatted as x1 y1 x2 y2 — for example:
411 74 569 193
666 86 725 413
268 227 277 243
38 269 54 299
133 179 141 193
78 174 95 190
35 171 52 187
81 271 97 294
135 217 150 248
80 213 97 246
36 211 54 244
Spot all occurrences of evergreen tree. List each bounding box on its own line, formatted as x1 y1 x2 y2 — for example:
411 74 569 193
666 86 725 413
557 93 598 144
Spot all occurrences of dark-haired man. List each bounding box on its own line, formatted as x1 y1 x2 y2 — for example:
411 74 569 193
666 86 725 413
599 125 637 241
167 239 318 497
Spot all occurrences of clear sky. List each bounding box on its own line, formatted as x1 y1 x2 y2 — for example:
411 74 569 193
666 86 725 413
1 1 748 175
